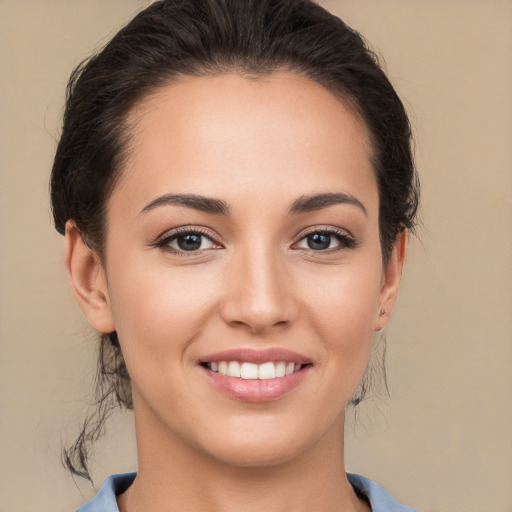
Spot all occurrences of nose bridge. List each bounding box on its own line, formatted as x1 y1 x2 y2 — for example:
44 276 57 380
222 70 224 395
221 240 295 333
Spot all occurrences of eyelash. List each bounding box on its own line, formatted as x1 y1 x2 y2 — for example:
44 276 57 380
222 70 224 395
293 227 357 252
153 226 357 255
153 227 220 256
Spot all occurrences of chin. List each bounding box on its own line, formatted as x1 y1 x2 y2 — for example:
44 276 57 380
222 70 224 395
188 409 342 470
204 433 309 469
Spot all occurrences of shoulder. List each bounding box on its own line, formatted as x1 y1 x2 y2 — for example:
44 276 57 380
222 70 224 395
347 473 420 512
76 473 136 512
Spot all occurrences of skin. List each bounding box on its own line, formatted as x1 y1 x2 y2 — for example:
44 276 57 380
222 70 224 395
65 73 407 511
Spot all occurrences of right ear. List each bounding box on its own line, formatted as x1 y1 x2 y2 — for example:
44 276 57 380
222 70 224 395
64 221 115 334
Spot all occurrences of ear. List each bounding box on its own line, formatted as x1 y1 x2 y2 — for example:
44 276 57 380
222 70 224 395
64 221 115 333
374 229 408 332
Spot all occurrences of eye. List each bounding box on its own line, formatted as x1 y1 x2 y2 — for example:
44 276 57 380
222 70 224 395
155 228 221 253
171 232 214 251
294 229 356 251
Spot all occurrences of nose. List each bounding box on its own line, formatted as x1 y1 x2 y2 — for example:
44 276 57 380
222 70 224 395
219 245 297 335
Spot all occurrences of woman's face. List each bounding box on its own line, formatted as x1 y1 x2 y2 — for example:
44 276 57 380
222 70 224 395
73 73 404 467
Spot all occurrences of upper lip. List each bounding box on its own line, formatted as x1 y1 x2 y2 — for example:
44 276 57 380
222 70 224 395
200 348 311 365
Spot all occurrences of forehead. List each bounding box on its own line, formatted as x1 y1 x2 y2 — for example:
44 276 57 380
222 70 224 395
113 72 377 216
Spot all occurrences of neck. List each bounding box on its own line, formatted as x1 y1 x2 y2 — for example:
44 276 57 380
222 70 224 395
118 399 368 512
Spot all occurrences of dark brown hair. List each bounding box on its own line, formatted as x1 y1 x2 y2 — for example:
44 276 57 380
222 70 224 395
51 0 419 482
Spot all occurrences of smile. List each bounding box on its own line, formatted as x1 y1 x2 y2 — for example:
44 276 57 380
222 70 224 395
200 349 312 402
205 361 303 379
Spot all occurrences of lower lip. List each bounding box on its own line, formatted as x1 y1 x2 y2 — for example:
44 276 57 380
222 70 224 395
200 365 311 402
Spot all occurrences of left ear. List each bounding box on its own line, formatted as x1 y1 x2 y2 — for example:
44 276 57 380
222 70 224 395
375 229 408 332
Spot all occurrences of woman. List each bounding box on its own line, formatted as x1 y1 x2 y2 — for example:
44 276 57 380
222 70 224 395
51 0 419 510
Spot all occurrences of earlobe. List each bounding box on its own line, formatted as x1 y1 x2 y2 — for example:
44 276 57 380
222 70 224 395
374 229 408 332
64 221 115 334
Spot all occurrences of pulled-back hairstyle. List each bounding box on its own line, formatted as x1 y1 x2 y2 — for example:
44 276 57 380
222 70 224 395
51 0 419 482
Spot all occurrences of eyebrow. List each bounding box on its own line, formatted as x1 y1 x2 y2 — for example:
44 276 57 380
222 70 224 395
289 192 367 216
140 193 230 215
140 191 366 217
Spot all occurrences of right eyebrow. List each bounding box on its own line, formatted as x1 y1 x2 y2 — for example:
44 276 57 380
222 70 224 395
140 193 230 216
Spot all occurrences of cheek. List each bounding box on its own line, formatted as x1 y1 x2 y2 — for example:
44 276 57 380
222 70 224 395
106 255 221 369
301 261 382 336
299 261 382 388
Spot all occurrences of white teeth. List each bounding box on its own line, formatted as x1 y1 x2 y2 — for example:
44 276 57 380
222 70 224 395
227 361 241 377
275 361 286 378
209 360 304 379
258 362 276 379
240 362 259 379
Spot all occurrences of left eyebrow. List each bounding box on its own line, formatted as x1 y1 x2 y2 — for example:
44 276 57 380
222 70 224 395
288 192 367 216
140 193 230 215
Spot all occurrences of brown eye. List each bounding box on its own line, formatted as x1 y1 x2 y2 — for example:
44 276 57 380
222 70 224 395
306 233 332 250
157 230 218 253
294 229 356 252
176 233 204 251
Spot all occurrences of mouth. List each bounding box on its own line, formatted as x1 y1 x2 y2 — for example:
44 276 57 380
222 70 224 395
201 360 305 379
199 348 312 402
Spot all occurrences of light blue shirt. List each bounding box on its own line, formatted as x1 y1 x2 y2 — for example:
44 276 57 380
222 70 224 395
77 472 419 511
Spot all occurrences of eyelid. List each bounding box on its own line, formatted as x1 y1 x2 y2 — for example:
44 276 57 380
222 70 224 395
294 225 354 240
153 225 224 253
151 225 357 255
292 226 357 251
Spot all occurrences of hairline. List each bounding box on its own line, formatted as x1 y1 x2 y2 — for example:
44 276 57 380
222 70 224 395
96 66 379 263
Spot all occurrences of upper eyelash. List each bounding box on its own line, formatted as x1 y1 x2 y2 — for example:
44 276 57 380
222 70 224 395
295 228 357 250
153 227 219 253
152 226 357 254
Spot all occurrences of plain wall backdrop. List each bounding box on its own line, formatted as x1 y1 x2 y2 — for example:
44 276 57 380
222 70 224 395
0 1 511 511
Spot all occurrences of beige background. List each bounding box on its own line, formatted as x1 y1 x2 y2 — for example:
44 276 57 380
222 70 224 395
0 1 511 511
